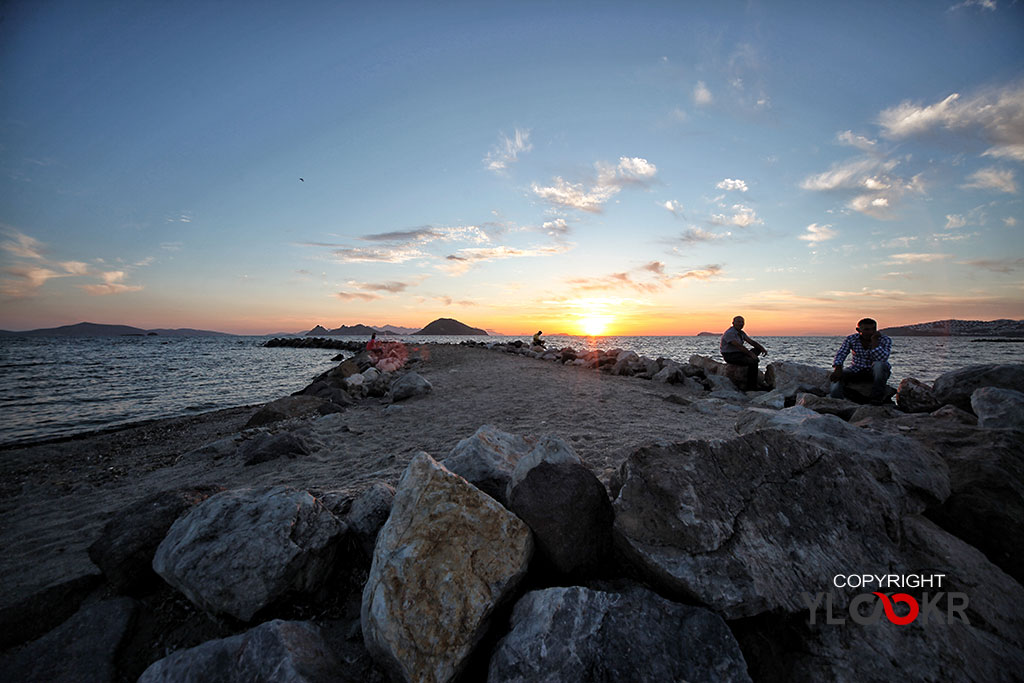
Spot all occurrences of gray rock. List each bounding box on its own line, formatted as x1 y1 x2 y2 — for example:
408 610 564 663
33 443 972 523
138 619 345 683
751 389 787 409
361 453 533 683
795 393 860 420
346 482 395 558
971 386 1024 429
895 377 941 413
0 572 102 650
88 485 222 595
488 586 751 683
614 430 908 618
764 360 830 393
0 598 137 683
932 363 1024 412
440 425 535 505
238 431 312 466
246 395 342 428
689 354 758 390
153 486 345 621
507 434 583 494
508 459 613 577
930 403 978 425
390 372 432 401
179 436 240 461
848 403 904 424
735 407 949 513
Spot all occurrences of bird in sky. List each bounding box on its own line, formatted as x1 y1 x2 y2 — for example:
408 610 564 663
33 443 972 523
299 178 304 182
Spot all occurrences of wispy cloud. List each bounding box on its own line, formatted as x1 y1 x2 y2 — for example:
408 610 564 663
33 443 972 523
347 280 410 293
961 167 1017 194
485 128 532 172
878 82 1024 161
798 223 838 245
532 157 658 213
801 156 924 218
662 199 684 216
959 257 1024 273
711 204 762 228
328 246 428 263
1 229 45 259
679 227 724 244
949 0 997 11
79 270 143 296
335 291 381 302
693 81 712 106
542 218 570 235
886 252 953 264
716 178 748 192
567 263 723 294
440 242 573 275
837 130 878 152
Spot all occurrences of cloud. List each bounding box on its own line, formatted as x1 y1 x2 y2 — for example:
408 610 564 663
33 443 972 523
160 242 182 251
532 157 657 213
800 157 900 191
566 262 723 294
348 280 409 293
798 223 838 245
945 214 967 230
887 252 953 264
716 178 748 192
335 291 381 302
711 204 762 228
1 230 45 259
693 81 712 106
360 225 491 245
542 218 569 235
961 167 1017 194
959 257 1024 273
79 270 143 295
642 261 665 274
679 227 723 244
1 265 66 297
59 261 90 275
677 264 723 281
485 128 532 172
1005 217 1018 227
878 82 1024 160
439 242 572 275
949 0 997 10
662 199 684 215
837 130 878 152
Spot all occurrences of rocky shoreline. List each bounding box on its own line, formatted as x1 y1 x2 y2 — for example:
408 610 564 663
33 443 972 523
1 342 1022 681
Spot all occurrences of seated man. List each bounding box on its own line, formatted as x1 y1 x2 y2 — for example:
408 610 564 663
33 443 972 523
829 318 892 403
532 330 546 348
720 316 767 390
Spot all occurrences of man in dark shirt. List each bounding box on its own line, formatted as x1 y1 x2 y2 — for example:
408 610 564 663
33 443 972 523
720 316 768 390
829 318 892 403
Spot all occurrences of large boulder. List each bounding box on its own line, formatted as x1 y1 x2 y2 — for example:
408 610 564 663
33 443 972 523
88 485 222 595
0 572 102 650
153 486 345 621
613 430 909 618
238 431 313 466
507 438 613 577
0 598 137 683
487 586 751 682
895 377 940 413
440 425 535 506
361 453 533 683
932 363 1024 412
795 393 859 420
346 482 395 559
245 395 341 428
689 354 758 390
138 619 345 682
764 361 830 393
734 407 949 514
390 372 432 402
971 386 1024 429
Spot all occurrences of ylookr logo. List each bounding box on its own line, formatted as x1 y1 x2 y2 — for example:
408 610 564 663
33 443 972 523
802 573 970 626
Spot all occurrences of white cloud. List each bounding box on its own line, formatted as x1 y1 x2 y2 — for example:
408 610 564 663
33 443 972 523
837 130 878 152
532 157 657 212
335 291 381 302
617 157 657 180
887 252 953 264
1 230 45 259
484 128 532 172
542 218 569 234
329 246 428 263
711 204 762 228
679 227 723 244
716 178 748 192
798 223 838 244
961 167 1017 194
440 242 573 275
662 199 684 215
945 214 967 230
1005 217 1018 227
79 270 143 295
878 83 1024 160
801 157 899 191
693 81 713 106
949 0 997 10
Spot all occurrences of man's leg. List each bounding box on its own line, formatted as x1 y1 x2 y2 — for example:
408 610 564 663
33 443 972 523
830 368 870 399
722 352 758 390
870 361 891 401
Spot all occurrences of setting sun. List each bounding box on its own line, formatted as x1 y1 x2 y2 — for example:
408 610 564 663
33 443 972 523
578 315 613 336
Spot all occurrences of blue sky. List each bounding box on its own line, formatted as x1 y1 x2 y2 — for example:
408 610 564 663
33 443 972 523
2 0 1022 334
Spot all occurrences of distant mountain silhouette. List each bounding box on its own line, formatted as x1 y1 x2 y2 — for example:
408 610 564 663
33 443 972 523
0 322 229 337
879 318 1024 337
414 318 487 335
377 324 418 335
696 331 718 337
305 324 380 336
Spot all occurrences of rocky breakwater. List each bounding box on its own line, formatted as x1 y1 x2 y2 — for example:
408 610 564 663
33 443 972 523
265 337 369 351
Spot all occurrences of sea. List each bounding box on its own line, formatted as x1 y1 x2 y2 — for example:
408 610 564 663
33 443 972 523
1 333 1022 447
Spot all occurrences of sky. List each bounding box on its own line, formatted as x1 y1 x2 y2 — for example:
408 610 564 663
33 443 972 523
1 0 1023 336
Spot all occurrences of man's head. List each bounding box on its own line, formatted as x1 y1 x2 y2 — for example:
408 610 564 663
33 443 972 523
856 318 877 336
732 316 745 330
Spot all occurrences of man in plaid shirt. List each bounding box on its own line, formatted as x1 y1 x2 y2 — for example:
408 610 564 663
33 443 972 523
829 317 892 403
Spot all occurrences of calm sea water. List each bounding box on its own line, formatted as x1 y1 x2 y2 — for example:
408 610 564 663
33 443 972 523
1 334 1022 446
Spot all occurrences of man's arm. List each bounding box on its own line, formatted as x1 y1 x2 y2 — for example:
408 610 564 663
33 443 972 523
830 337 851 380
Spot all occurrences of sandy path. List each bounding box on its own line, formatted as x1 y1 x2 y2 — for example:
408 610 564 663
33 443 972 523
0 344 741 609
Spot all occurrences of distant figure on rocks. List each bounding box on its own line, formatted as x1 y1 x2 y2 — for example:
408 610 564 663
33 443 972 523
829 318 892 403
367 332 382 360
532 331 546 348
720 316 768 390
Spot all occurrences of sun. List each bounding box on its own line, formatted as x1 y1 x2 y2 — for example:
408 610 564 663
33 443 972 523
578 315 613 336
